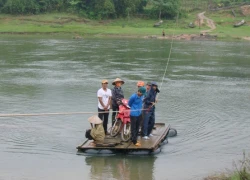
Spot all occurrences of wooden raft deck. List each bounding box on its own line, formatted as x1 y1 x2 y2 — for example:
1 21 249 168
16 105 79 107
77 123 170 154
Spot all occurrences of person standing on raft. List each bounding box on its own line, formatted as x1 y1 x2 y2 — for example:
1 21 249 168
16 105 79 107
136 81 145 135
128 87 146 146
111 78 125 126
97 79 112 135
143 81 160 140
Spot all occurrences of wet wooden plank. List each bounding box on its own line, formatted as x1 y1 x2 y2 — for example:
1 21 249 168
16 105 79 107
77 123 170 152
79 134 131 149
127 124 169 150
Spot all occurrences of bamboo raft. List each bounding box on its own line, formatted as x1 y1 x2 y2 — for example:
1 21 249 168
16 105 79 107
77 123 170 155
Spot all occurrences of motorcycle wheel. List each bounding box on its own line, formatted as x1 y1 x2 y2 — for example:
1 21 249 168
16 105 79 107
110 119 122 137
121 122 131 142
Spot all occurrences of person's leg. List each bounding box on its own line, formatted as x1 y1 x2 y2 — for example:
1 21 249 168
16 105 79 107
135 116 140 139
147 115 153 136
130 116 137 144
139 113 144 135
147 109 155 136
143 110 151 137
98 108 104 121
85 129 93 140
98 108 105 131
103 110 109 134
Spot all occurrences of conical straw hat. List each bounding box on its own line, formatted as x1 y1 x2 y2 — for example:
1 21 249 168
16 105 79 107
88 115 102 124
112 78 125 85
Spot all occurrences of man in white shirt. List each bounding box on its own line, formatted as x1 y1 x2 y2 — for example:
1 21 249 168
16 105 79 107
97 79 112 135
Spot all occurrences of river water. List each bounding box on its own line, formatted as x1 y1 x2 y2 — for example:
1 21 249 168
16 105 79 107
0 36 250 180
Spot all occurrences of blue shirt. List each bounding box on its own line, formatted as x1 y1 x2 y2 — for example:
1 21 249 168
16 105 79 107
128 93 143 117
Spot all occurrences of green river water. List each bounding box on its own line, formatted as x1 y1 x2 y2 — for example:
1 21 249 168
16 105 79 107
0 36 250 180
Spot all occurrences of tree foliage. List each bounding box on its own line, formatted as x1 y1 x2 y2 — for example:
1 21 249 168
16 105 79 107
113 0 147 17
0 0 182 20
151 0 179 19
1 0 70 14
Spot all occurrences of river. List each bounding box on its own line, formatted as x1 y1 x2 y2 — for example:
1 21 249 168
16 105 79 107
0 36 250 180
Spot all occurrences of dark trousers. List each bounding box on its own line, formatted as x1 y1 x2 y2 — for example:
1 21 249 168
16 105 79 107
85 129 93 140
98 108 109 134
143 108 155 136
130 115 140 144
139 113 144 135
112 105 119 125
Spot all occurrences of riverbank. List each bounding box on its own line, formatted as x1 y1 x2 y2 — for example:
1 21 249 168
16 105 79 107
0 10 249 41
204 152 250 180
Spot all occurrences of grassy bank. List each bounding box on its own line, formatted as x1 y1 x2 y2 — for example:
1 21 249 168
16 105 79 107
207 9 250 39
205 152 250 180
0 13 201 36
0 10 249 40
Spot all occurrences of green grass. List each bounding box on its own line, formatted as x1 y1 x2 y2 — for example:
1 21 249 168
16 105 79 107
204 152 250 180
0 13 202 35
206 170 250 180
206 9 250 39
0 11 249 40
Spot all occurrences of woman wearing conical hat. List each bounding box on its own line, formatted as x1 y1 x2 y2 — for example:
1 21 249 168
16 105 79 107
111 78 125 125
85 115 105 142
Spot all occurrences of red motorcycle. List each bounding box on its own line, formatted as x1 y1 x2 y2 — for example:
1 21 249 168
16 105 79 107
110 99 131 142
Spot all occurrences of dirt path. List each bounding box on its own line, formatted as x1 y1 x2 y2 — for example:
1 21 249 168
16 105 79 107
197 11 216 33
243 36 250 41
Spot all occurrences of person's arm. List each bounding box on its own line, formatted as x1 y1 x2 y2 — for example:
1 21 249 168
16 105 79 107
128 94 135 107
97 90 106 109
106 96 112 110
111 88 116 102
114 88 123 101
120 88 124 98
98 97 106 110
91 124 105 141
90 126 97 140
104 90 112 110
144 92 152 106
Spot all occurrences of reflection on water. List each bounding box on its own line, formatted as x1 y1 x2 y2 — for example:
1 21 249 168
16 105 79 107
85 156 156 180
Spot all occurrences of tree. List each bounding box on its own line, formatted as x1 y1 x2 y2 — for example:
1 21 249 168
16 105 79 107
2 0 38 14
1 0 70 14
151 0 179 20
94 0 115 19
0 0 149 18
113 0 146 17
0 0 7 9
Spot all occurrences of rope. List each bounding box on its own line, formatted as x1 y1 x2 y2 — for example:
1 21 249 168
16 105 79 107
159 32 174 91
158 13 179 91
0 108 150 117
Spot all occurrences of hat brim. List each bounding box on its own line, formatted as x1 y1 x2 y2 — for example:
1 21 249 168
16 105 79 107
112 81 125 85
138 90 146 95
88 115 103 124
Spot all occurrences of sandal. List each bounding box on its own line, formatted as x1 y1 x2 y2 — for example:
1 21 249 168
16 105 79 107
135 142 141 146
